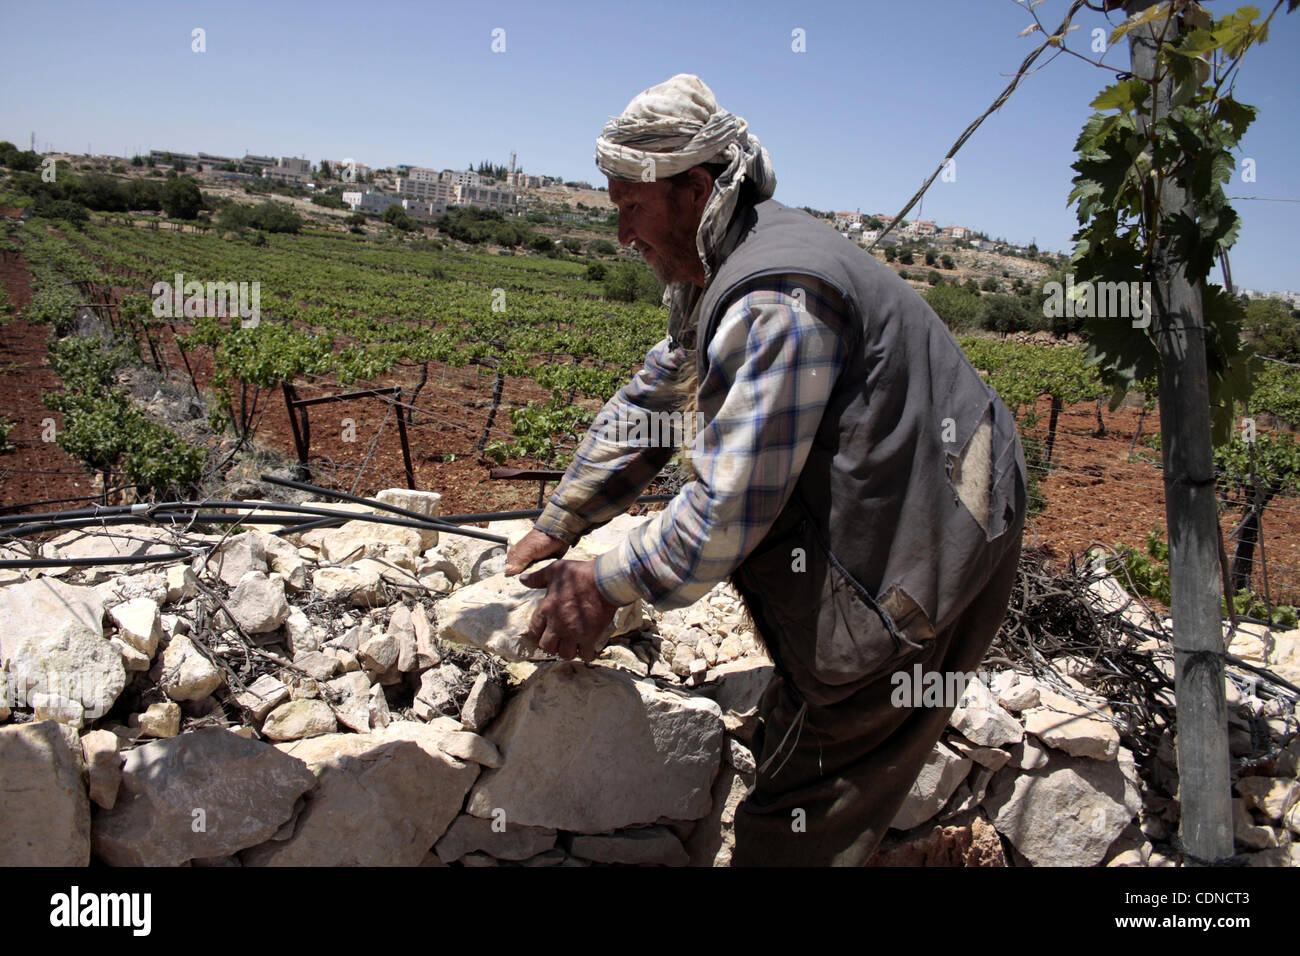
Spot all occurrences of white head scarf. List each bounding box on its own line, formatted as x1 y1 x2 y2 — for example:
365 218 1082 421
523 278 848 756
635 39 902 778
595 74 776 348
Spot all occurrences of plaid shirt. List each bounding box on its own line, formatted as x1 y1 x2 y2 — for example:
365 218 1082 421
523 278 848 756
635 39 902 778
534 274 849 609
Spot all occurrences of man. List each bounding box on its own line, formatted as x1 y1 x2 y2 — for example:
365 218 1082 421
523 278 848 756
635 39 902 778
504 74 1027 865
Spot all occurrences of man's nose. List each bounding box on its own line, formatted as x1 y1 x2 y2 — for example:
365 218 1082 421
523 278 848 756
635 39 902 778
617 216 635 247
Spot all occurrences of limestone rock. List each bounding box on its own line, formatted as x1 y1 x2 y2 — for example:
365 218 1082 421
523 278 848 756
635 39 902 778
47 526 177 583
460 673 504 731
320 522 423 565
358 631 399 674
569 825 689 866
465 663 723 832
0 721 91 865
949 677 1023 747
1235 776 1299 824
284 607 318 655
684 766 750 867
984 746 1141 866
990 669 1040 712
166 563 198 603
438 730 502 768
107 597 163 657
260 532 308 591
293 649 339 682
209 533 268 587
375 488 444 551
325 671 373 733
92 728 317 866
1022 679 1120 761
314 566 385 607
110 637 151 673
1233 798 1277 850
228 571 290 634
708 659 774 742
243 723 478 866
0 577 125 721
437 565 640 661
870 816 1006 867
132 701 181 738
388 605 418 672
434 813 557 863
234 674 291 721
154 634 224 702
411 604 440 670
890 740 972 830
81 728 123 810
414 664 462 720
262 699 337 741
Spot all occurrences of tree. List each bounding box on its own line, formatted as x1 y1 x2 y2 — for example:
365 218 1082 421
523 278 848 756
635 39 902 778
941 253 955 270
1063 0 1292 867
131 154 143 167
162 176 202 219
319 160 332 180
383 204 414 231
1243 297 1300 361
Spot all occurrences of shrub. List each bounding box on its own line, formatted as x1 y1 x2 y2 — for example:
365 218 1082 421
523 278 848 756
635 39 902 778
924 283 985 332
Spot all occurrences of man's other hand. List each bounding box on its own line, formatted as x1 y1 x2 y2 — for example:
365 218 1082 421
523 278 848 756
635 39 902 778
504 528 569 576
519 559 621 662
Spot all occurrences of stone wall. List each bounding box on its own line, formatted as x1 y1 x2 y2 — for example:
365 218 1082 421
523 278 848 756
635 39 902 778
1 493 1297 866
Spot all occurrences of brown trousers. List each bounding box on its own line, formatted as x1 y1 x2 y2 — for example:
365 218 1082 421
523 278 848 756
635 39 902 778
731 527 1023 867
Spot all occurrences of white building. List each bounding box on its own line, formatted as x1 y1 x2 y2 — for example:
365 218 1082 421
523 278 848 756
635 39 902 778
342 190 402 215
453 183 517 213
401 198 447 221
441 169 481 187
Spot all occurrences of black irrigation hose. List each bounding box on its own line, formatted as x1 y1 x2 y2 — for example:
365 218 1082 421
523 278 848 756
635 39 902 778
258 474 469 534
0 551 198 570
0 500 507 545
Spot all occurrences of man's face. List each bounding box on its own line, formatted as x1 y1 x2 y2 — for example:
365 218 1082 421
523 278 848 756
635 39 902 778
607 177 706 286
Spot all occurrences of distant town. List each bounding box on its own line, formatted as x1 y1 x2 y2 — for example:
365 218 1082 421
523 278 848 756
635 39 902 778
18 139 1300 304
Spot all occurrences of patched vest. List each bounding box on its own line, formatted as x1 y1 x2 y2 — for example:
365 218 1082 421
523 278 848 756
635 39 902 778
696 200 1026 705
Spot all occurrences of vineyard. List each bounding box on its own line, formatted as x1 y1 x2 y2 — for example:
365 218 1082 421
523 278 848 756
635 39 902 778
3 209 1300 611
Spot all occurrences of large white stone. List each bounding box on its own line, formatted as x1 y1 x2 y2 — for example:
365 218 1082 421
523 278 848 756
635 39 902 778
890 740 972 830
0 577 125 721
107 597 163 657
1023 678 1120 761
242 723 479 866
92 728 317 866
984 745 1141 866
262 699 337 741
208 533 268 587
464 663 723 833
948 677 1024 748
434 813 556 863
313 566 385 607
438 559 641 662
153 634 224 702
228 570 290 634
0 720 91 865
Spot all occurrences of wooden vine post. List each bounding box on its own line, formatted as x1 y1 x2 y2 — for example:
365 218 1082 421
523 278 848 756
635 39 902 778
1125 0 1231 864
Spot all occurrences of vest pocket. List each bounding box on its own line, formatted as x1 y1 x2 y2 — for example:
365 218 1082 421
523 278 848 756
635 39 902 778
735 516 934 704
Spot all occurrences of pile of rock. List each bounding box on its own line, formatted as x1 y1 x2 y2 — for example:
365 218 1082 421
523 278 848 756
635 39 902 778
1 491 1297 867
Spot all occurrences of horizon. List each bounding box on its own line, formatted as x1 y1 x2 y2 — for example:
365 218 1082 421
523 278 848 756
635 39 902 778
2 0 1296 290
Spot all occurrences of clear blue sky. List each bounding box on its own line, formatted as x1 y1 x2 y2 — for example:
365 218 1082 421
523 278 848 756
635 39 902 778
2 0 1296 291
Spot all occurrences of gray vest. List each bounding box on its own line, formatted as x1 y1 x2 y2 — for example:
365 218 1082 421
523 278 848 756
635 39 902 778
696 200 1026 705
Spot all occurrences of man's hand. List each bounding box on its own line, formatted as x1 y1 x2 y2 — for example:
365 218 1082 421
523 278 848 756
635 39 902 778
504 528 569 576
519 559 622 662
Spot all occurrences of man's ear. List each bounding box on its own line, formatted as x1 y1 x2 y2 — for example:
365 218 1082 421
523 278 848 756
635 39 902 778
685 165 715 216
